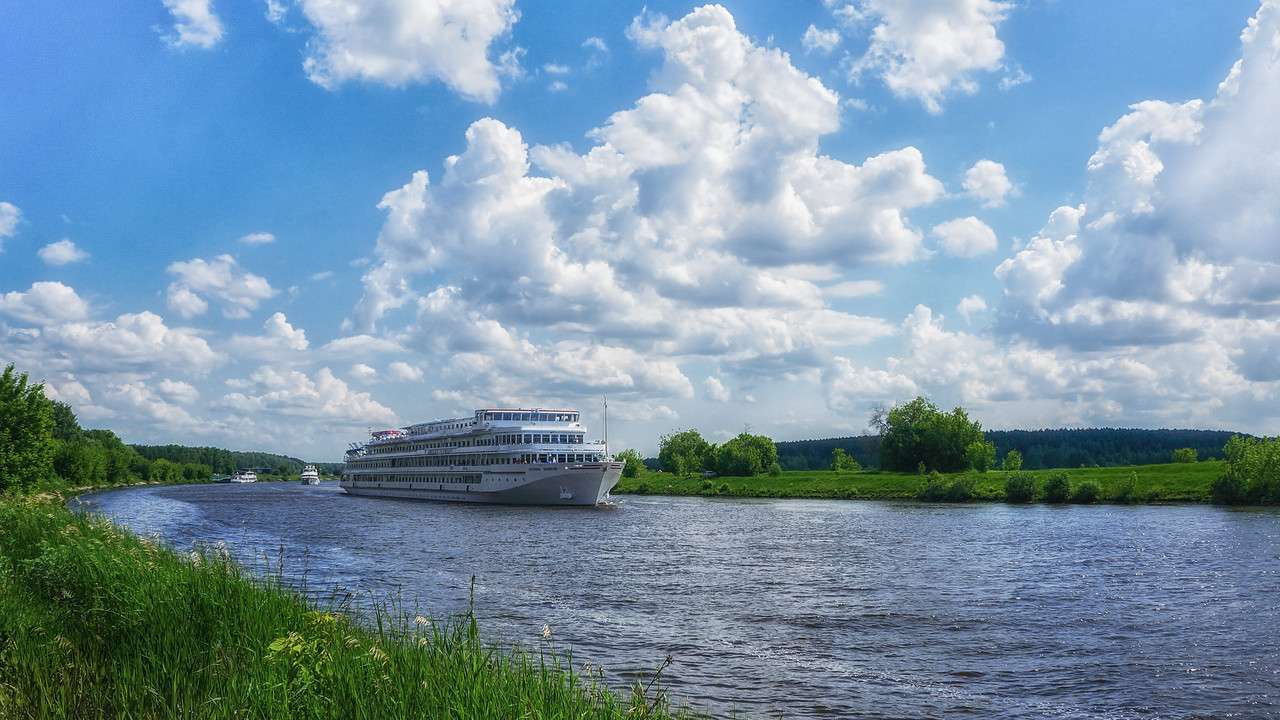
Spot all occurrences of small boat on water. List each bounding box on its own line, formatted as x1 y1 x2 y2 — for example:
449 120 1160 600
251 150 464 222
227 470 257 483
300 465 320 485
341 407 622 506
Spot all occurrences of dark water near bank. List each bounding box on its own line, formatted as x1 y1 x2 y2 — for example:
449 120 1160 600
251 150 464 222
72 483 1279 719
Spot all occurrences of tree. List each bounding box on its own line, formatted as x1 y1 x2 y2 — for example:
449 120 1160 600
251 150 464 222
1003 449 1023 471
877 397 986 473
964 439 997 472
616 448 644 478
1172 447 1198 463
658 430 713 476
0 363 54 492
829 447 860 471
50 401 86 444
1212 435 1280 504
714 431 778 477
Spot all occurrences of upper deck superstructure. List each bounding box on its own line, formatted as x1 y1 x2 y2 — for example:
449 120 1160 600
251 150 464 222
341 408 621 505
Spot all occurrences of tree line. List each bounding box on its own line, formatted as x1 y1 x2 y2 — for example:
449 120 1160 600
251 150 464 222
0 362 336 493
130 445 338 477
777 426 1240 471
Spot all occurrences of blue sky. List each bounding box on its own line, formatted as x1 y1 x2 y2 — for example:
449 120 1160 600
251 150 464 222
2 0 1277 461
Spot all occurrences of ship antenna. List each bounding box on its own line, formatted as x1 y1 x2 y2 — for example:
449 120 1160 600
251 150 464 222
603 395 609 459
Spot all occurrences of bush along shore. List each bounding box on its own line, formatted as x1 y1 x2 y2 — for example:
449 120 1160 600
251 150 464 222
0 493 706 719
615 461 1231 504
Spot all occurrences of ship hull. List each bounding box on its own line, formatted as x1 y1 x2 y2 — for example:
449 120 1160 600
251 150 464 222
340 462 623 506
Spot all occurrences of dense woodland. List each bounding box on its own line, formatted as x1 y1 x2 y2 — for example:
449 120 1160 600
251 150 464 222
777 428 1241 471
130 445 341 477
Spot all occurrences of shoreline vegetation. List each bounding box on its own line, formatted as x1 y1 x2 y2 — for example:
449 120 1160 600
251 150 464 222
614 461 1226 504
0 489 705 720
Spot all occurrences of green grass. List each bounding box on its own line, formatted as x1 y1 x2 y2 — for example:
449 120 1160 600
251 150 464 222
616 461 1226 504
0 494 708 719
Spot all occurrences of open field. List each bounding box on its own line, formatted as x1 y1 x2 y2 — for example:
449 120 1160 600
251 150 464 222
614 461 1226 503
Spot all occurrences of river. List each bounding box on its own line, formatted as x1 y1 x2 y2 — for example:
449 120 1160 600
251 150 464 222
71 482 1279 719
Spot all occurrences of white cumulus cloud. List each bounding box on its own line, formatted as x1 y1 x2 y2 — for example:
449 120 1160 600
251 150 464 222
932 216 997 257
160 0 224 49
957 295 987 322
297 0 519 102
803 25 841 54
388 361 423 381
38 239 88 265
0 282 92 325
346 6 942 410
841 0 1012 113
703 376 732 402
0 202 19 250
963 159 1014 207
167 255 277 320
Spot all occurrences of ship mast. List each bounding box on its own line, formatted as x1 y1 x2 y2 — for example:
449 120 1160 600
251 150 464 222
603 396 609 458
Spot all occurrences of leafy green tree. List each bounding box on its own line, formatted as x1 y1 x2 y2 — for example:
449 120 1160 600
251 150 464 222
1212 435 1280 504
878 397 986 473
183 463 212 482
1003 449 1023 472
714 431 778 477
50 401 86 443
964 439 997 472
658 429 713 476
829 447 860 471
1172 447 1198 463
0 363 54 492
616 448 644 478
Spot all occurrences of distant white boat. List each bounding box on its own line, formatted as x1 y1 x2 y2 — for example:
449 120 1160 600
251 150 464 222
228 470 257 483
301 465 320 485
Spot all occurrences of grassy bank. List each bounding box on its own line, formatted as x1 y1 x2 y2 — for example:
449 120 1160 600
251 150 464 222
0 494 701 719
615 461 1226 503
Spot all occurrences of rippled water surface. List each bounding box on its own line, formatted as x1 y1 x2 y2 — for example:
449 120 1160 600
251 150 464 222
72 483 1280 719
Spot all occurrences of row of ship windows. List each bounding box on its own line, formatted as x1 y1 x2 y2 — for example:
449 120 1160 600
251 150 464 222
366 433 584 455
482 412 578 423
347 474 480 484
349 453 601 469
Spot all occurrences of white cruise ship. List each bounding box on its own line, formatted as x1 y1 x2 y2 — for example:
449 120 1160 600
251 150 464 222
340 408 623 506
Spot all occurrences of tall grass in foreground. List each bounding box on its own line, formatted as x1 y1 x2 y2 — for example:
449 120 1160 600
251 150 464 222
0 495 707 719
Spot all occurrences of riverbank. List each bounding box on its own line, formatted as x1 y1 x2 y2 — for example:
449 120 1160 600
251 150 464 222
0 492 701 719
615 461 1225 503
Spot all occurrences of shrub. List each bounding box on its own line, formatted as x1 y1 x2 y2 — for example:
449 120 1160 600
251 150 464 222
1172 447 1198 463
700 480 713 492
1112 471 1140 504
917 472 976 502
1071 481 1101 504
1004 472 1035 503
1210 473 1245 505
717 483 731 494
1043 471 1072 504
767 462 783 477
